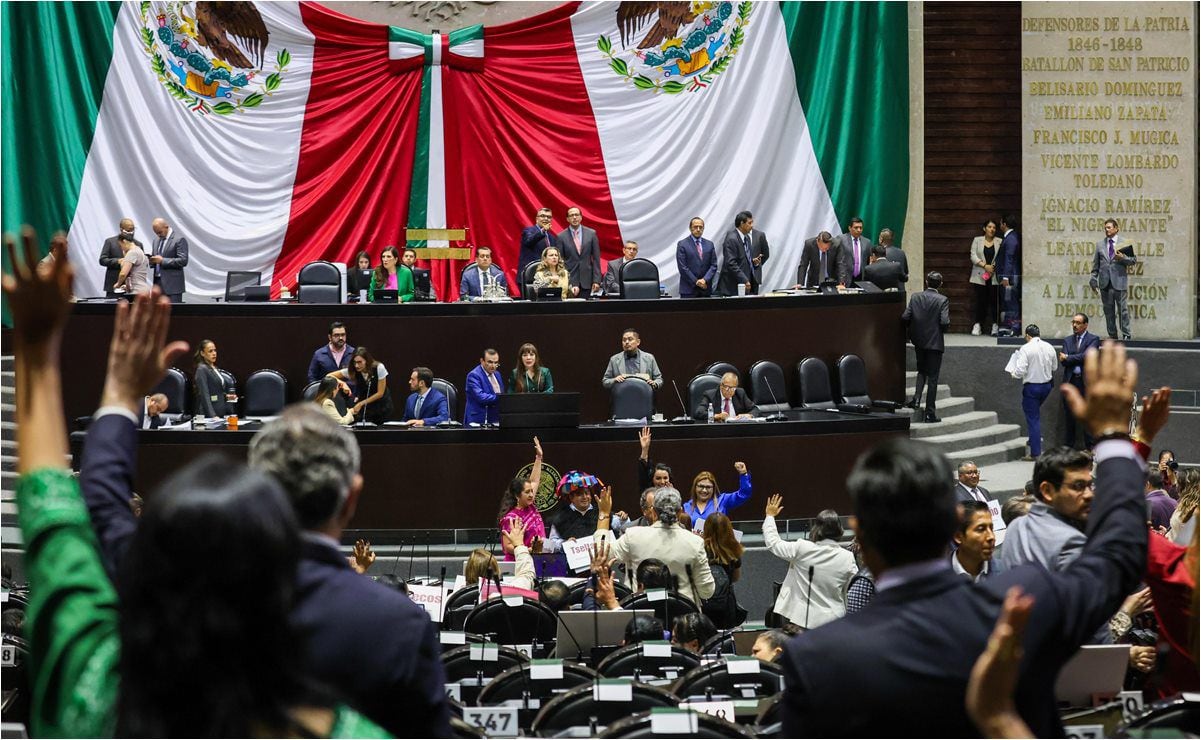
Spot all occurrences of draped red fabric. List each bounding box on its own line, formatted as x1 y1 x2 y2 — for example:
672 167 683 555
271 2 423 296
443 2 623 296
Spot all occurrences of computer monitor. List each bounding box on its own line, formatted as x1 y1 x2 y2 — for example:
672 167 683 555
535 286 563 301
412 267 435 301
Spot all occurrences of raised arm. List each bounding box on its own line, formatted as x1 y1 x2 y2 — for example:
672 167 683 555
762 494 808 562
528 437 543 492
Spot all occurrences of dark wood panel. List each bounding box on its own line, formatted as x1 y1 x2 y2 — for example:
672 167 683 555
924 2 1022 332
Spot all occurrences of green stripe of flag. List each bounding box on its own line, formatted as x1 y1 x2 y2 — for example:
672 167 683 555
404 32 434 248
782 2 909 244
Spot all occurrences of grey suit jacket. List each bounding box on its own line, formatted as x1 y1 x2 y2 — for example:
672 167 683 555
835 234 873 282
998 502 1085 573
556 226 603 291
797 237 849 287
602 349 662 389
1090 237 1136 291
152 231 189 296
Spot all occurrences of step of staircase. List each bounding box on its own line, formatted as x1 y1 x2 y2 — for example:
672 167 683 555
911 422 1023 455
904 384 952 402
1 470 16 492
1 455 15 472
1 386 13 405
1 356 13 372
918 437 1028 467
1 402 12 425
908 410 1000 439
897 396 976 420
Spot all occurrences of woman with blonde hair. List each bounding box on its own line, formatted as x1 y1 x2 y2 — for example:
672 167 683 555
702 513 746 628
683 462 752 529
464 518 535 591
1169 466 1199 542
532 246 570 299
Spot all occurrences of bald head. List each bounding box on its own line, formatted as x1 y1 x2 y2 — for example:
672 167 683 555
119 218 135 232
151 218 169 238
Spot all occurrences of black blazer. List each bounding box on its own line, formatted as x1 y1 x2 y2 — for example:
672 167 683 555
194 364 232 417
797 238 848 287
718 228 769 295
902 289 950 351
861 259 905 292
781 450 1147 737
693 387 757 420
954 482 991 504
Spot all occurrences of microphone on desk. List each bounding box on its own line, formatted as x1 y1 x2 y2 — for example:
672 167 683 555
669 380 695 424
762 381 789 422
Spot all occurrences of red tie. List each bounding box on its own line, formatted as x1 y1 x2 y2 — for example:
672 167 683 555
695 239 703 259
724 398 732 416
573 230 582 254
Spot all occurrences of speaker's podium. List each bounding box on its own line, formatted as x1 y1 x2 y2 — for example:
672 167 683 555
498 393 580 429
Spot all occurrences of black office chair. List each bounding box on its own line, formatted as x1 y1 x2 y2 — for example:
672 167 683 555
1 633 30 728
687 374 720 420
522 261 539 300
443 585 481 631
595 643 701 683
619 591 698 626
796 357 837 410
531 682 679 736
700 630 737 656
835 354 900 411
600 709 756 738
218 368 238 396
610 377 653 420
477 662 598 723
619 258 660 299
706 362 740 382
432 378 459 421
463 596 558 647
224 270 261 301
151 367 189 413
565 579 632 608
302 380 348 416
440 644 528 684
298 260 342 304
242 369 287 416
754 694 784 738
748 360 789 413
671 659 785 702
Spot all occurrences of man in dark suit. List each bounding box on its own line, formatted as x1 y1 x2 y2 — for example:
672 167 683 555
556 206 603 296
401 366 449 427
998 213 1022 333
1059 312 1101 448
459 245 511 299
835 216 873 284
796 231 848 289
781 347 1151 737
141 393 169 429
861 245 905 292
676 217 717 298
518 207 555 277
602 240 640 296
879 227 909 286
902 272 951 422
99 218 141 298
307 321 355 384
693 372 757 421
954 461 990 504
718 210 769 295
149 217 189 302
78 294 451 738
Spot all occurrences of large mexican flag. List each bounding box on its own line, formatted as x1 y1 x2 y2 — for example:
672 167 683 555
2 1 908 304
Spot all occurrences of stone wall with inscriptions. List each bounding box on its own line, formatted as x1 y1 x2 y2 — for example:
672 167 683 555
1021 2 1198 339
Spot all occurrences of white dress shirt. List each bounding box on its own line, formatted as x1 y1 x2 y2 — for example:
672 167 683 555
1009 336 1058 384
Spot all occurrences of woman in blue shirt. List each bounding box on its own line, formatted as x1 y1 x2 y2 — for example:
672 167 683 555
683 461 752 529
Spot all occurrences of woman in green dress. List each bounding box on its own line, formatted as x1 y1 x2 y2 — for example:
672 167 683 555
5 233 385 738
509 342 554 393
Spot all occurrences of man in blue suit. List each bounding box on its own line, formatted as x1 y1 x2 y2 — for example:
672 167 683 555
518 207 555 277
676 217 717 298
998 213 1022 333
1059 312 1101 448
464 348 504 425
459 246 511 300
401 366 449 427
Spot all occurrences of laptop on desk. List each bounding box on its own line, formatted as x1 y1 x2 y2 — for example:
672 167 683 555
372 289 399 303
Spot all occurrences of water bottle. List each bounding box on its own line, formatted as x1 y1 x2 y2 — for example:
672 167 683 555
706 403 714 424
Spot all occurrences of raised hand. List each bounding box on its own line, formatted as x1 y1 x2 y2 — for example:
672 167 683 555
588 539 612 574
765 494 783 518
1060 341 1138 436
597 485 613 517
349 539 376 574
101 289 190 413
734 461 747 475
639 426 651 458
1134 387 1172 445
533 435 543 458
504 517 527 550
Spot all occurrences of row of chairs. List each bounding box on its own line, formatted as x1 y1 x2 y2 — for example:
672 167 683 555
518 258 660 300
151 367 287 417
611 354 897 420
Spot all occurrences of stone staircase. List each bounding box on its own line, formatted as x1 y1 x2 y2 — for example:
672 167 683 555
2 355 19 552
902 370 1027 468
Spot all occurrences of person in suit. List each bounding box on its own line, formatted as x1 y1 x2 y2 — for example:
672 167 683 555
951 501 997 583
902 272 951 422
192 339 233 418
693 372 756 421
1059 313 1100 448
601 241 640 296
556 206 603 296
149 217 188 302
955 461 991 504
795 231 848 288
459 245 510 300
763 495 857 629
780 346 1154 737
464 348 504 425
718 210 769 295
1090 218 1137 340
997 447 1093 574
997 213 1021 333
879 228 909 286
861 245 905 292
400 366 448 427
99 218 141 298
141 393 169 430
518 207 555 277
676 217 717 298
307 321 355 384
602 329 662 390
835 217 873 284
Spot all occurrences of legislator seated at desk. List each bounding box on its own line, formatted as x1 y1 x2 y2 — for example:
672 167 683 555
460 246 511 299
601 241 640 297
401 367 449 427
693 373 757 421
465 349 504 425
367 247 415 303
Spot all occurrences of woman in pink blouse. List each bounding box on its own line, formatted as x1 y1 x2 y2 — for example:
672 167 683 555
497 437 545 561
